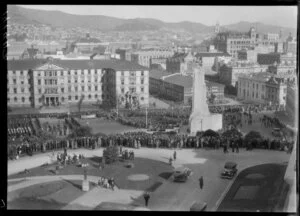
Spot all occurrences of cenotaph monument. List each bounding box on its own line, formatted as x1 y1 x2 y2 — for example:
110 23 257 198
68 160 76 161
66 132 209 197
189 63 223 135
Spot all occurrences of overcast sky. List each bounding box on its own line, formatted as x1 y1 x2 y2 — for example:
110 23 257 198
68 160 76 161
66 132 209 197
19 5 297 28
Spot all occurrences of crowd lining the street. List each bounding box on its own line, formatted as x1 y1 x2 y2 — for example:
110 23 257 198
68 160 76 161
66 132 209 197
8 103 294 161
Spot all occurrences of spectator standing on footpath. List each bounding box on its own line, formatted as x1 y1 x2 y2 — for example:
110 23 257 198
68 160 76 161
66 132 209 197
143 192 150 207
173 151 176 161
199 176 204 190
235 143 239 153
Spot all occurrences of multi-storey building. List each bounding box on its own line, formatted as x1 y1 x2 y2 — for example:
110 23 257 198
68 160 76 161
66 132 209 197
257 53 281 65
219 62 268 87
71 33 104 54
7 59 149 108
195 52 231 68
214 27 257 58
285 84 298 118
166 52 195 74
150 58 167 70
264 33 280 42
149 71 225 105
214 27 281 58
237 72 287 109
131 49 174 68
280 53 297 66
237 49 257 63
284 34 297 55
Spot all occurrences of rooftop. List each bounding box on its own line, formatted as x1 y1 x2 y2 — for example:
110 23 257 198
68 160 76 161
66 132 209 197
164 74 193 88
76 37 101 44
7 59 149 71
149 69 172 79
162 73 224 89
239 72 285 84
195 52 231 58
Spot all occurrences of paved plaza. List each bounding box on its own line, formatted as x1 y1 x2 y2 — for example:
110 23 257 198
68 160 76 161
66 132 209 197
8 147 290 211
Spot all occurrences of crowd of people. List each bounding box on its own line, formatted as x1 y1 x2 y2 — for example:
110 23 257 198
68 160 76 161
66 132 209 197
8 129 294 161
8 117 35 139
7 102 294 161
97 177 116 190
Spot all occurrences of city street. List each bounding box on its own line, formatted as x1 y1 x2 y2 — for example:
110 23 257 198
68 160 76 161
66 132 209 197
8 147 290 210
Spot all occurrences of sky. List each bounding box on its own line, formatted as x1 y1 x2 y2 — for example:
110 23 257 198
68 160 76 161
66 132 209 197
19 5 297 28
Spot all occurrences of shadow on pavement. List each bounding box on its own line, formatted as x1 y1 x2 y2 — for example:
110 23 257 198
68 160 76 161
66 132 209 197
159 172 173 180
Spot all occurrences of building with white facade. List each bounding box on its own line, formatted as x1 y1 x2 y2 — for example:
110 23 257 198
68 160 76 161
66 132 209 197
237 72 287 108
131 48 174 68
7 59 149 109
219 62 269 87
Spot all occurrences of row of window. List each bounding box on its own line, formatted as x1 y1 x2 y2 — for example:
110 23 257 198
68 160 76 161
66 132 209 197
8 97 27 103
38 78 103 85
39 70 102 77
8 88 26 94
10 79 27 85
120 71 144 76
7 94 117 103
120 87 144 93
36 85 106 94
44 79 58 85
121 78 145 85
230 40 251 45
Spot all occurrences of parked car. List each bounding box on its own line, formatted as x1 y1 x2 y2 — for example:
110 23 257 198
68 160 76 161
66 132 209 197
173 167 192 182
190 201 207 211
221 161 238 179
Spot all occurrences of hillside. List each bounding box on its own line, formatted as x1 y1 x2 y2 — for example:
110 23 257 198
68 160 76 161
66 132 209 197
7 5 296 35
223 21 296 37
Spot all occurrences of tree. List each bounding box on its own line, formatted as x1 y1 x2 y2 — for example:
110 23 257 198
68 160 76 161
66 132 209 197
68 125 92 138
103 145 119 164
222 128 243 139
244 131 263 143
202 129 219 137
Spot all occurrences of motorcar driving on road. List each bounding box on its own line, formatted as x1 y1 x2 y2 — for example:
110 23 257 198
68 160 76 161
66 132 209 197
221 161 238 179
173 167 192 182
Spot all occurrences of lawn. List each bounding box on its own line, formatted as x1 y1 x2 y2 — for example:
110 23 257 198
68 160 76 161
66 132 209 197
8 157 174 192
217 163 288 212
76 118 138 135
7 180 95 210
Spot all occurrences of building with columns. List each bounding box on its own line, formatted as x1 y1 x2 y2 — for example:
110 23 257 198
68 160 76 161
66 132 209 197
237 72 287 109
7 59 149 109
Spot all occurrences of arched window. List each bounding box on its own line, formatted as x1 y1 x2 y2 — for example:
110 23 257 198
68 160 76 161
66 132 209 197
88 94 91 99
61 97 65 102
95 94 98 98
14 97 17 102
21 97 25 103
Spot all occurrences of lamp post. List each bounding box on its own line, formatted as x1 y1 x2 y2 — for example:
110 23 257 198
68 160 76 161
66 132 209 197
145 106 148 129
